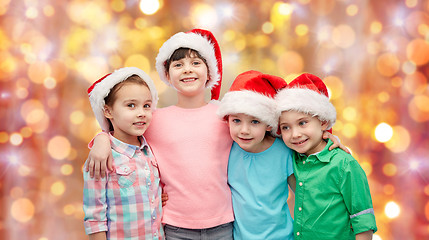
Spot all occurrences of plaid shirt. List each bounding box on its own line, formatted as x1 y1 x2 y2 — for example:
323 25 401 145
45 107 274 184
83 134 164 240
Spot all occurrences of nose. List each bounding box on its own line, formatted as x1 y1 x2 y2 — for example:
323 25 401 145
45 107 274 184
183 62 192 73
291 128 301 138
137 107 146 118
239 123 250 134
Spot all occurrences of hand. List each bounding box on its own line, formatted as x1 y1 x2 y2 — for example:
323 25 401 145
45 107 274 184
322 131 351 154
161 192 168 207
85 133 113 180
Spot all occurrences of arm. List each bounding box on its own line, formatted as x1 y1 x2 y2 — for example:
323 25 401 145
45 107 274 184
287 173 296 193
89 232 107 240
85 133 113 180
355 230 373 240
322 131 350 153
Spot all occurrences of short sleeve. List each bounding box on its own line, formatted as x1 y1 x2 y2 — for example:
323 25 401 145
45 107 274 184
340 158 377 234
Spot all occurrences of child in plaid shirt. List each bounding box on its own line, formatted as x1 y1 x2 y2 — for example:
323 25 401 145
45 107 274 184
84 67 164 240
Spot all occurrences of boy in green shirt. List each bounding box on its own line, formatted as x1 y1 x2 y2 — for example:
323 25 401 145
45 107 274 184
275 73 377 240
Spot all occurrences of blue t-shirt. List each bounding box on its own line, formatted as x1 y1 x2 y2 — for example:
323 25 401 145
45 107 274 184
228 138 294 240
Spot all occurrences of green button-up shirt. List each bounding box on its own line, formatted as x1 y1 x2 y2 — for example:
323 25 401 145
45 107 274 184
293 139 377 240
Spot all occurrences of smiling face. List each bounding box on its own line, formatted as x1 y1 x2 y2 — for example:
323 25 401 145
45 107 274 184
279 110 328 156
166 50 209 98
104 82 153 146
228 113 273 153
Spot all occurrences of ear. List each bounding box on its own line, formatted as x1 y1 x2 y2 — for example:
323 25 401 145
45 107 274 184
321 121 329 131
104 105 113 119
266 125 273 132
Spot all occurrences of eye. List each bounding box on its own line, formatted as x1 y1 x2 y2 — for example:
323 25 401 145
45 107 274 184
192 60 201 66
144 103 151 108
127 103 135 108
232 118 240 123
251 119 260 124
299 120 307 126
281 126 290 131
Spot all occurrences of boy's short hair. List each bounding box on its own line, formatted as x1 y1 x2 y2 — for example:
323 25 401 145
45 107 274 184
275 73 336 130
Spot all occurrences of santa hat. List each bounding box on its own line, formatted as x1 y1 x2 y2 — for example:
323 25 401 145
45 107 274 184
87 67 159 132
217 70 288 131
155 28 222 100
276 73 336 130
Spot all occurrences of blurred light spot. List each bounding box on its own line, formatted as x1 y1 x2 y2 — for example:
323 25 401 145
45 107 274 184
70 111 85 125
10 133 23 146
309 0 335 16
48 136 71 160
385 201 400 218
323 76 343 100
295 24 309 36
360 161 372 175
0 132 8 143
409 94 429 122
25 7 38 19
385 126 410 153
124 54 151 73
370 21 383 34
61 164 74 176
374 123 393 142
11 198 35 223
367 41 380 55
407 38 429 65
405 0 418 8
277 51 304 75
373 234 382 240
18 165 32 176
28 61 51 84
346 4 358 16
278 3 293 16
383 184 395 195
317 25 333 43
43 5 55 17
376 53 400 77
262 22 274 34
342 123 357 138
391 76 402 87
401 61 416 75
51 181 65 196
191 4 217 29
43 77 57 89
403 71 427 94
64 204 76 215
409 160 419 170
342 107 357 121
139 0 160 15
47 96 59 109
16 87 29 99
377 92 390 103
425 201 429 222
111 0 126 12
382 163 397 176
20 127 33 138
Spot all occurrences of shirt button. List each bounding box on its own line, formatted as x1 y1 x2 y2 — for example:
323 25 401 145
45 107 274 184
152 216 156 220
297 232 300 236
299 207 302 211
303 161 306 164
299 182 303 186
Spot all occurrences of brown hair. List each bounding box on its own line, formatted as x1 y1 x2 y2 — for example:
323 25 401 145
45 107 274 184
104 74 149 131
164 48 208 74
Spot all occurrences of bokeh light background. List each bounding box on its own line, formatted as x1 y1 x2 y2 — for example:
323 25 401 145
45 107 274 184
0 0 428 239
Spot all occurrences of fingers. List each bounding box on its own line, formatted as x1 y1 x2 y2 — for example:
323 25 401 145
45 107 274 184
107 153 114 171
161 193 168 207
94 162 101 181
88 159 95 178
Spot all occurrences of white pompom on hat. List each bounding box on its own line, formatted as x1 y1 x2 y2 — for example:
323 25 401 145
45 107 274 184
217 70 288 131
276 73 336 131
87 67 158 132
155 28 222 100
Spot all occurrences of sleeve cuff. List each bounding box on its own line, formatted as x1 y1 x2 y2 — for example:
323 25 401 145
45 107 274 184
84 220 108 235
350 210 377 234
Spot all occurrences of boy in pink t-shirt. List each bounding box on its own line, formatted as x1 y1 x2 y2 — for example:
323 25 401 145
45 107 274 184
86 29 234 239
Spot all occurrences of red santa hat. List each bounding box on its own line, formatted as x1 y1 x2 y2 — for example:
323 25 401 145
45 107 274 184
275 73 336 130
87 67 159 132
155 28 222 100
217 70 288 131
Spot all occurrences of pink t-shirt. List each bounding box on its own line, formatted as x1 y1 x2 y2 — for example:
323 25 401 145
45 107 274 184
144 103 234 229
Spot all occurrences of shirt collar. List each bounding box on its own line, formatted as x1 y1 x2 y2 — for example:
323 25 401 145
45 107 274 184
296 139 334 163
109 133 149 158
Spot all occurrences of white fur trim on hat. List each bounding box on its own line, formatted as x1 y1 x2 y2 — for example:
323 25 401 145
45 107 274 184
217 90 279 130
276 88 336 130
155 31 220 89
88 67 159 131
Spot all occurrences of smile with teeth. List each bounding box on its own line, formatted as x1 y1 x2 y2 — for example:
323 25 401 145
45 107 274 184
293 139 308 145
133 122 146 125
181 77 197 82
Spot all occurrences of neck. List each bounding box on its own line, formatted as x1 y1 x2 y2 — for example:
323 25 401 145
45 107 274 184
176 92 207 109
